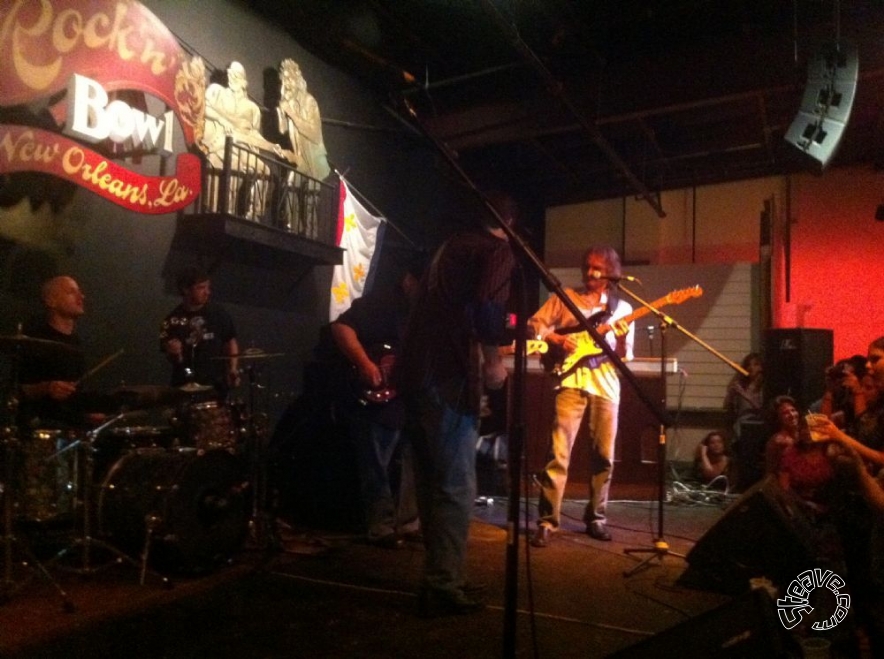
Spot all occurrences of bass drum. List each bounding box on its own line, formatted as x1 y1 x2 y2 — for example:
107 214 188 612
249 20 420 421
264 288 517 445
98 448 247 573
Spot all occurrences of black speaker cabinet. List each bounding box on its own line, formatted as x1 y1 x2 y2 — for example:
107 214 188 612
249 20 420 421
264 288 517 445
606 589 801 658
733 419 767 492
764 328 833 411
680 476 819 596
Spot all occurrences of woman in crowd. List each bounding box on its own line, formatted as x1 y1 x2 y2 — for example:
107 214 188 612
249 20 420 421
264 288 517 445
694 430 730 486
765 395 842 517
723 352 764 438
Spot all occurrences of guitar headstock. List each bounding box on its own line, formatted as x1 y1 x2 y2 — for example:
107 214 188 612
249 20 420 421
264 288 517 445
500 340 549 356
663 285 703 305
527 339 548 355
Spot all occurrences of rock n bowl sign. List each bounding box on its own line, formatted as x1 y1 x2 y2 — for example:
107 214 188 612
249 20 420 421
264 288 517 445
0 0 206 213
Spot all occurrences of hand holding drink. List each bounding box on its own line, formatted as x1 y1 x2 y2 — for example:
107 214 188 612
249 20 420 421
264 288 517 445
805 413 832 442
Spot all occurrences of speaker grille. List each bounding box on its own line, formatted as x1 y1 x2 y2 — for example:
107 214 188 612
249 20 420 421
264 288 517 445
784 42 858 168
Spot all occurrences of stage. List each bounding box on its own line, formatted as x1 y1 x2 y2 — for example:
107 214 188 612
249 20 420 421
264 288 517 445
3 485 855 658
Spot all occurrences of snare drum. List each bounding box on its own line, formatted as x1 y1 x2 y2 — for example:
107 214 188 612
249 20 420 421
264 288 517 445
19 429 78 522
186 401 239 452
98 448 247 573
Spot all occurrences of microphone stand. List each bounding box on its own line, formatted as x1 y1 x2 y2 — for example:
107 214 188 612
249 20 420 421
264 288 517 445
503 264 527 657
617 283 747 576
391 96 671 658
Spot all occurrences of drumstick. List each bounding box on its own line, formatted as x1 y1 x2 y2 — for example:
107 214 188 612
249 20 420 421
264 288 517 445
77 348 124 386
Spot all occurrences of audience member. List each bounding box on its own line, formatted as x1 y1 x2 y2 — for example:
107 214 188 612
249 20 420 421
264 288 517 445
811 355 868 429
804 338 884 656
694 430 730 486
723 352 763 438
764 395 841 517
851 373 884 453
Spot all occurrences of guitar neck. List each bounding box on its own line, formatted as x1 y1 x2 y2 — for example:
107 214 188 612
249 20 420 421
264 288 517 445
595 298 666 335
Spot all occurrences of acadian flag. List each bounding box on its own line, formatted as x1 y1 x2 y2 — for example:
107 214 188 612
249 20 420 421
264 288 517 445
329 178 386 321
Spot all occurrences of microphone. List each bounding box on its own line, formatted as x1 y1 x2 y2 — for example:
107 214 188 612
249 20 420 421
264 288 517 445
588 271 641 283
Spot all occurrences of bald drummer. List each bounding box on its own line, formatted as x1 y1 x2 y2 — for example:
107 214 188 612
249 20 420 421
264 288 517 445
17 275 90 428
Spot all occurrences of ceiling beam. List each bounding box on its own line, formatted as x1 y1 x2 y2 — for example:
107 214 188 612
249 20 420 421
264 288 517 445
477 0 666 218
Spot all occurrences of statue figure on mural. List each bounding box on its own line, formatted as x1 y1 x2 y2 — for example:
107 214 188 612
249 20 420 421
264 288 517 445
200 61 277 219
277 59 330 181
272 59 331 236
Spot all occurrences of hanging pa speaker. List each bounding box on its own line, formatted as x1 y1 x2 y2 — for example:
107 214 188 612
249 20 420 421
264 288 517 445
784 42 858 168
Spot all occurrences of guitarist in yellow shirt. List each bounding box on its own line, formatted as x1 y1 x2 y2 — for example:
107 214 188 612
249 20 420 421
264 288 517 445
529 245 634 546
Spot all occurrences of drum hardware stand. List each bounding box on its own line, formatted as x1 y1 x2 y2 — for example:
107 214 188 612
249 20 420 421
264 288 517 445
240 364 281 554
1 426 75 611
0 336 74 610
48 414 170 587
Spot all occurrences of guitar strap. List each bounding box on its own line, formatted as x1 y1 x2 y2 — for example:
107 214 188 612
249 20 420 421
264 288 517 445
582 354 609 370
567 290 613 372
587 291 618 370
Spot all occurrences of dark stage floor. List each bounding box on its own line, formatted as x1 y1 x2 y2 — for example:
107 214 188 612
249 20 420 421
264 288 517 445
0 485 866 658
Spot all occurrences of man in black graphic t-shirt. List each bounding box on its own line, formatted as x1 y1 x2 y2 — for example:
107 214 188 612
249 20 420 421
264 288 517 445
159 267 239 394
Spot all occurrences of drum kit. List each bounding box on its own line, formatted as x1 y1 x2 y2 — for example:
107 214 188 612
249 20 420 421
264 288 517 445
0 333 285 609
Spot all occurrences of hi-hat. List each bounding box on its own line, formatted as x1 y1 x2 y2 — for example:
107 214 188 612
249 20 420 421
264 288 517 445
0 333 81 359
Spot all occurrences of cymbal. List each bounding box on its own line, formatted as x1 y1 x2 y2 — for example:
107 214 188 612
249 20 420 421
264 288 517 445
179 382 214 393
211 349 285 361
110 384 184 409
0 332 80 358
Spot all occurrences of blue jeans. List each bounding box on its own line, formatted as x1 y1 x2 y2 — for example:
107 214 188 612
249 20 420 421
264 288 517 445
352 418 418 540
537 387 619 529
407 386 478 593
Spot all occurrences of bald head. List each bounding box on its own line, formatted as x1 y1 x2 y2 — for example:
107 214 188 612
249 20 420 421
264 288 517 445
42 276 85 329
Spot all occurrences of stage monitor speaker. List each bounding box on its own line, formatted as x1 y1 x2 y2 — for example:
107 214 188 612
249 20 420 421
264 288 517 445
764 328 833 411
680 476 818 596
784 42 858 168
606 588 801 658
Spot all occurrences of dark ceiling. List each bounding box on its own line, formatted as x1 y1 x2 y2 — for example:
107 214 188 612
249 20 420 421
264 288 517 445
251 0 884 215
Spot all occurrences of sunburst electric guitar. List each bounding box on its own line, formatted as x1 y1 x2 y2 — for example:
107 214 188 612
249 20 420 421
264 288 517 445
544 286 703 382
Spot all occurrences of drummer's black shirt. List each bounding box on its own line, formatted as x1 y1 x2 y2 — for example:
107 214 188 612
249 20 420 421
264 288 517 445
17 318 86 429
